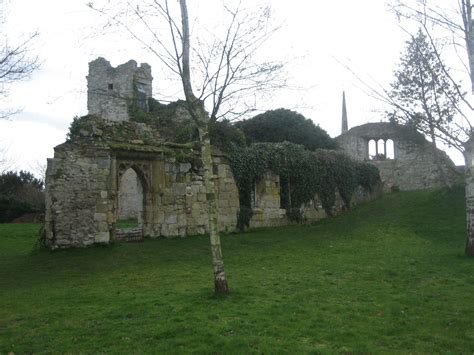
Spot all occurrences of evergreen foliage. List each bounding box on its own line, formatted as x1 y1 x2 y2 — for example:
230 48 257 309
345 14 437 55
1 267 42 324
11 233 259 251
228 142 380 229
388 29 465 150
0 170 44 223
236 109 338 150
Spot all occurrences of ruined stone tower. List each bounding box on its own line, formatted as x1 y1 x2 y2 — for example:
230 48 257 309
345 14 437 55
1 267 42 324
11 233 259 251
87 57 153 121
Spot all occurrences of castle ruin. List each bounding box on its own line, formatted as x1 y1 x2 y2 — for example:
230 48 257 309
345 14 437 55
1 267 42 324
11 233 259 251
44 59 380 249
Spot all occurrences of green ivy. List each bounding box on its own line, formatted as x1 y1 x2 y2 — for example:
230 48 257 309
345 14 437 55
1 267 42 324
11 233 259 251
228 142 380 228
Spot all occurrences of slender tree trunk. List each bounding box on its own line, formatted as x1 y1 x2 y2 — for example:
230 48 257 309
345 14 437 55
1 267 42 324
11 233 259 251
464 140 474 255
198 125 230 293
463 0 474 255
179 0 229 292
462 0 474 94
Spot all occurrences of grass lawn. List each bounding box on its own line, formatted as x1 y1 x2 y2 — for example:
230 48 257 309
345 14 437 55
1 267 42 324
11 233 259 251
1 187 473 352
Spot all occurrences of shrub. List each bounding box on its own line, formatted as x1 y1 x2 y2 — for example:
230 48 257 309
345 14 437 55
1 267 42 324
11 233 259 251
228 142 380 228
0 170 44 223
236 108 338 150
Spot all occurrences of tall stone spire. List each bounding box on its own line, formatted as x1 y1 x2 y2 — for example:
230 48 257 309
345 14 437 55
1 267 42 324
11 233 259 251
341 91 348 134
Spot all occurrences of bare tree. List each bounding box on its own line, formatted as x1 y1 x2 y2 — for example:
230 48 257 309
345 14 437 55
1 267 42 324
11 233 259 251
388 29 464 188
387 0 474 255
389 0 474 92
0 1 39 118
88 0 285 293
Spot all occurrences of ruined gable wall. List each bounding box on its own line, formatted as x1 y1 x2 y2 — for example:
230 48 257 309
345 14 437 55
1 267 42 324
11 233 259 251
337 122 459 191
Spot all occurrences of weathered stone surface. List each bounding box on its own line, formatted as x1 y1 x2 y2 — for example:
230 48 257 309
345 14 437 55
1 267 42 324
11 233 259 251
44 57 384 249
87 57 152 122
337 122 460 191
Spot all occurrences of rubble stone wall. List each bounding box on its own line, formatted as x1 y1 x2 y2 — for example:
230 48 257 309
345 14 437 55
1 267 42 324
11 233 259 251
87 57 152 121
45 144 114 248
44 140 241 248
45 138 380 248
249 171 381 228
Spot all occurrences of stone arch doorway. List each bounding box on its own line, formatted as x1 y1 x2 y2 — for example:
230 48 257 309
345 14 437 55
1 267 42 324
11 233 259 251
118 168 144 226
115 162 150 241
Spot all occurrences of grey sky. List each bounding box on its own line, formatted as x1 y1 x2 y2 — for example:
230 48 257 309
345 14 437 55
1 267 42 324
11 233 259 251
0 0 466 173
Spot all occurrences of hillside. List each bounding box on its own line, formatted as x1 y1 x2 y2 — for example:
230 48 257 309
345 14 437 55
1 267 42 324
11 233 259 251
1 187 473 352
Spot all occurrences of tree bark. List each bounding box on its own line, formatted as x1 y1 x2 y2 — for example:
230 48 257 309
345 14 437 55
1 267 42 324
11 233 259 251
464 141 474 255
462 0 474 255
198 125 230 294
179 0 229 293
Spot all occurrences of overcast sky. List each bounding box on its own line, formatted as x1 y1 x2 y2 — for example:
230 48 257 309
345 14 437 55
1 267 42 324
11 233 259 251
0 0 466 174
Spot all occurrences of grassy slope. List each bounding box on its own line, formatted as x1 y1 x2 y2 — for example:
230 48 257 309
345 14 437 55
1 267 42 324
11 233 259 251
0 188 473 353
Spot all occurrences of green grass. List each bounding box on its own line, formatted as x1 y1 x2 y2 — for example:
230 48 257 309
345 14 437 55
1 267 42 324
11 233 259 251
1 187 473 352
116 218 139 229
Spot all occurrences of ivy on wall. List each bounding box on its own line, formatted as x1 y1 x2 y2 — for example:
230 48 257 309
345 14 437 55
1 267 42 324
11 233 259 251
228 142 380 229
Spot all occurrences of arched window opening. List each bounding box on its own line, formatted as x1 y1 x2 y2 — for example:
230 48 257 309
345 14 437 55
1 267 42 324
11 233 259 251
368 139 377 160
386 139 395 159
117 168 144 230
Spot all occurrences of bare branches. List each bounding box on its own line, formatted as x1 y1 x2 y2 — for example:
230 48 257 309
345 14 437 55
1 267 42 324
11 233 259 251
178 0 194 101
88 1 181 75
388 0 474 93
0 32 39 87
0 7 39 119
88 0 284 122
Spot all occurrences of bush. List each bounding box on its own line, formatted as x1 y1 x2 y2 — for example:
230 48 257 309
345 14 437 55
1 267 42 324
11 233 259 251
355 162 381 192
236 109 338 150
228 142 380 226
0 170 44 223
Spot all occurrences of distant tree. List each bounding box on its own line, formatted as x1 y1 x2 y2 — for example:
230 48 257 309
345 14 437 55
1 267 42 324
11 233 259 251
0 170 44 223
236 109 337 150
348 0 474 255
387 29 462 187
388 29 462 145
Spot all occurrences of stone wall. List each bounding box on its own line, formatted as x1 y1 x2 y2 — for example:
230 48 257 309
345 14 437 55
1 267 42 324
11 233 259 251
249 175 381 228
87 57 152 122
45 116 383 248
45 143 113 248
44 130 240 248
250 172 286 228
337 122 460 191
